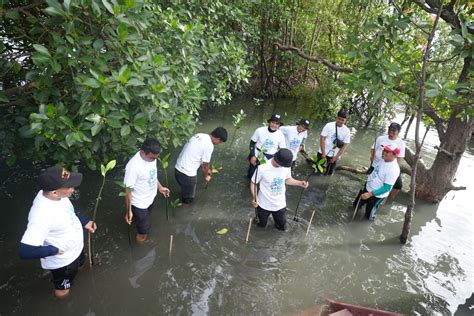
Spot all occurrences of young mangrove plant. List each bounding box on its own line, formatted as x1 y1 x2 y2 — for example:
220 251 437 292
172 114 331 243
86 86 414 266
230 109 247 145
159 153 171 221
205 164 223 189
88 159 116 267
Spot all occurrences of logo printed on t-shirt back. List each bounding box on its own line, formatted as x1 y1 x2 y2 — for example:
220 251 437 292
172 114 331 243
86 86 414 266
270 177 284 195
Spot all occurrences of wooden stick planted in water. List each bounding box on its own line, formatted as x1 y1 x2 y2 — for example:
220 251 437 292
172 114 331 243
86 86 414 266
305 210 316 237
245 217 252 244
352 196 361 221
169 235 173 257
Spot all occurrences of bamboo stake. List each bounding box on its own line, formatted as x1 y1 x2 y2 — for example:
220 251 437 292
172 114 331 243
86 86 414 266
245 217 252 244
169 235 173 257
352 196 361 221
305 210 316 237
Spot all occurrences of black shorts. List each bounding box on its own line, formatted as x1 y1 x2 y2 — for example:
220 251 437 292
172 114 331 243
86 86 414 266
132 203 154 234
174 168 197 204
393 175 402 190
50 251 85 290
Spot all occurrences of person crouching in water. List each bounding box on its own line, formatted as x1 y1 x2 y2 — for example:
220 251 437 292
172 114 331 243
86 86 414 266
250 148 309 230
355 144 401 220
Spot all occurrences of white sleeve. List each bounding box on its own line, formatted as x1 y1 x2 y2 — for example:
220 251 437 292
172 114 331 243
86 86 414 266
279 132 287 148
251 128 260 142
398 141 406 158
343 127 351 143
251 166 263 184
21 214 51 246
384 166 400 185
202 144 213 163
285 167 292 180
320 123 331 137
124 162 138 188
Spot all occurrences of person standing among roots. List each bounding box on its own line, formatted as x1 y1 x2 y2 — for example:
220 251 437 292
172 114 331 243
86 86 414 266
317 109 351 175
369 122 406 199
175 127 227 205
250 148 309 230
124 138 170 244
247 114 286 179
19 166 96 298
279 118 309 169
354 144 401 220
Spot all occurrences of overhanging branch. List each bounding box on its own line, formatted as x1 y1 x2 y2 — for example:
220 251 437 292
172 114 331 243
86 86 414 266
274 43 353 73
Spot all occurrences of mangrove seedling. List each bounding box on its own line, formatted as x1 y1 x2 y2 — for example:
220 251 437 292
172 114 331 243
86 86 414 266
88 159 116 268
230 109 247 145
205 164 223 189
159 153 171 220
170 198 182 209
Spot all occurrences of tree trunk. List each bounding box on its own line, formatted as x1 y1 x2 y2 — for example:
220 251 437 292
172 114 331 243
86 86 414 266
414 116 473 202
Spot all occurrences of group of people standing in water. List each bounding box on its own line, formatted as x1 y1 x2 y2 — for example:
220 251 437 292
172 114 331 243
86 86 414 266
18 108 405 297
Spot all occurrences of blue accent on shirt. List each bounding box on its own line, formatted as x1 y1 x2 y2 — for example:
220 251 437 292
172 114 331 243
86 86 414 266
372 183 393 196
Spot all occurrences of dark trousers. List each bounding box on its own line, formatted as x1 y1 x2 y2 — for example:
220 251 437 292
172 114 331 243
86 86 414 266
317 152 336 175
353 185 384 220
132 203 154 234
174 168 197 204
256 206 287 231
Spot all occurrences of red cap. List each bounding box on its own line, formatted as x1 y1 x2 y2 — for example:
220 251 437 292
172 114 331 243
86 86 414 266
381 144 400 156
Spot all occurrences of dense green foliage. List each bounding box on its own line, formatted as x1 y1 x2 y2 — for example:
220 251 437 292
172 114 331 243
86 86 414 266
0 0 250 168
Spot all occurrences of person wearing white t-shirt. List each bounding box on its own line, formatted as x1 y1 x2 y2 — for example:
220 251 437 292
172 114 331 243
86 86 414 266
247 114 286 178
19 166 96 298
279 118 309 167
175 127 228 204
124 139 170 244
318 109 351 175
369 122 406 199
355 144 401 220
250 148 309 230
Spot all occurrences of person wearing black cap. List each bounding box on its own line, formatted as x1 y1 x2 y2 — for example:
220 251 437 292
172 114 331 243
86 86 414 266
369 122 406 199
19 166 96 298
279 118 310 168
317 109 351 175
175 127 227 204
124 138 170 243
250 148 309 230
247 114 286 178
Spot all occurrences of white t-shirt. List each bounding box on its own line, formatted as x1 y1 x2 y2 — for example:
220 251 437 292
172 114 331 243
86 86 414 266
279 126 307 161
124 151 158 209
318 122 351 157
371 135 406 167
175 133 214 177
21 191 84 270
366 160 400 198
252 160 292 211
251 126 286 157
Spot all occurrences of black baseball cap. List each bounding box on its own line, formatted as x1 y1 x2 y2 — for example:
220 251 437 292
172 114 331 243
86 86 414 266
388 122 401 131
268 114 283 124
296 118 310 128
273 148 293 167
38 166 83 191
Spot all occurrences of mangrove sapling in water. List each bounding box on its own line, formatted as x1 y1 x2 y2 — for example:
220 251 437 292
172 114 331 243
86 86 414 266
230 109 247 145
116 182 135 250
159 153 171 220
205 164 222 189
293 155 325 222
88 160 116 267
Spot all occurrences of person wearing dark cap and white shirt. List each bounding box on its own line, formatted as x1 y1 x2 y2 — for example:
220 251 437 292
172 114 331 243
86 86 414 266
317 109 351 175
355 144 401 220
247 114 286 179
369 122 406 199
250 148 309 230
175 127 228 205
19 166 96 298
124 138 170 244
279 118 310 168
